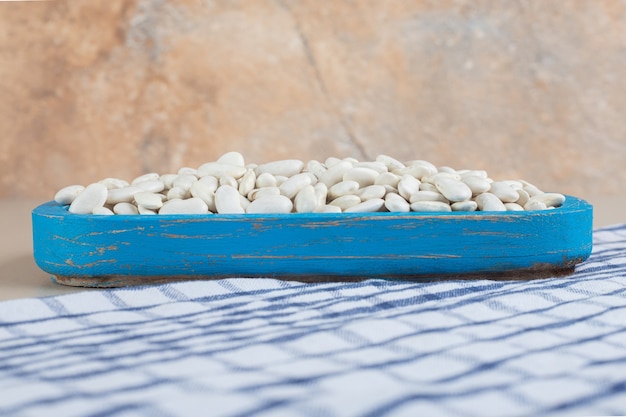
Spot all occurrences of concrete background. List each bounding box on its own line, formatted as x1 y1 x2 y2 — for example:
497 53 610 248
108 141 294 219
1 0 624 199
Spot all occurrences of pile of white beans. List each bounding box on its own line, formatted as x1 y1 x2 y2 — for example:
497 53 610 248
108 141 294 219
54 152 566 215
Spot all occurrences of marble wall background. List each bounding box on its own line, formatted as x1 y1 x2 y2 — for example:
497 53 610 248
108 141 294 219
1 0 624 199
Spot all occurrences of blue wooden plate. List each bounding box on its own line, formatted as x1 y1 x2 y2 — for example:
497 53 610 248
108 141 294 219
32 196 593 287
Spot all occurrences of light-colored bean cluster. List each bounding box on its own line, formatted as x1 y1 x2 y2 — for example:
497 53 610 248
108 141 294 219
55 152 566 215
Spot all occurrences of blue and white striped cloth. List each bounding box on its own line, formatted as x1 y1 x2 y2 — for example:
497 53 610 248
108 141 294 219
1 224 625 417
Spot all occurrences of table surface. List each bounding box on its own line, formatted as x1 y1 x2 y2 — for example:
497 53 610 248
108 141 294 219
1 196 624 301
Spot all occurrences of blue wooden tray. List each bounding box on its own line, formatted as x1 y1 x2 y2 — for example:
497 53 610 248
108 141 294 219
32 196 593 287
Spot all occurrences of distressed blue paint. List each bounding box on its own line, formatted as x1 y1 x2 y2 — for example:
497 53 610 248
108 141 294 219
32 196 593 285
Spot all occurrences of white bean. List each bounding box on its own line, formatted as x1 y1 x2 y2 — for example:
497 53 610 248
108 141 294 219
159 198 209 214
246 195 293 214
255 172 277 188
136 179 165 193
356 185 386 201
279 173 312 200
190 181 217 212
328 180 360 200
254 160 304 178
215 185 245 214
113 202 139 215
410 201 452 212
197 162 247 179
328 195 361 211
216 151 245 167
294 185 318 213
134 192 164 210
106 186 143 205
92 206 114 215
238 169 256 197
384 193 410 212
319 161 353 187
475 193 506 211
451 201 478 211
398 175 421 201
434 178 472 202
55 185 85 205
344 198 385 213
489 181 519 203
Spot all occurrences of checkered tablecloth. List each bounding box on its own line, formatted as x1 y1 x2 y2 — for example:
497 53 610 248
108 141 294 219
1 224 625 417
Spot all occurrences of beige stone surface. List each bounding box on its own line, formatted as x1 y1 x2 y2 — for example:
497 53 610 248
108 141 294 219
1 0 625 199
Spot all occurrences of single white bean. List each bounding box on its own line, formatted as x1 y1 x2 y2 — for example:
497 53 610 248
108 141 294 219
356 185 386 201
131 173 160 185
106 186 143 205
239 194 251 210
531 193 566 207
523 184 543 197
173 174 198 191
376 154 405 171
219 175 238 189
489 181 519 203
328 180 360 200
198 175 219 192
314 182 328 207
92 206 114 215
189 181 217 212
306 160 327 179
177 167 198 176
197 162 247 179
136 179 165 193
344 198 385 213
255 172 277 188
166 186 190 201
353 161 388 174
425 172 461 184
516 189 530 206
434 178 472 202
55 185 85 205
113 202 139 215
410 201 452 212
279 173 313 199
134 192 164 210
343 167 379 188
374 172 400 188
384 193 410 212
462 175 491 195
451 201 477 211
246 195 293 214
475 193 506 211
524 198 548 211
398 175 421 201
238 169 256 197
216 151 245 167
409 191 448 204
315 205 342 213
98 178 129 190
215 185 245 214
504 202 524 211
406 160 438 177
294 185 318 213
328 195 361 211
248 186 281 201
254 160 304 178
159 198 209 214
319 161 353 187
